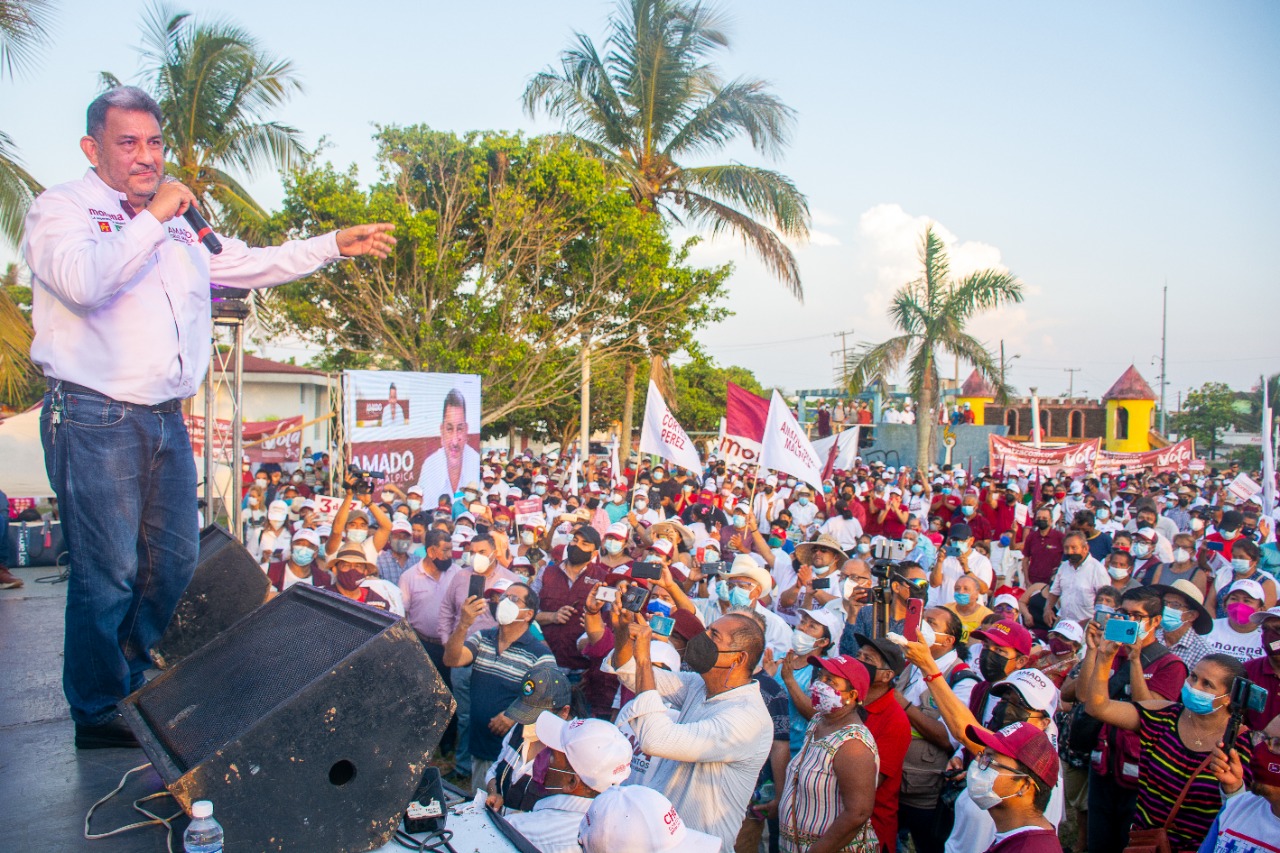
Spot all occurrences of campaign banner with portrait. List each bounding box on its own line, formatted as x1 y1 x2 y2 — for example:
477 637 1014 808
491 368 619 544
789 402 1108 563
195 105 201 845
342 371 482 498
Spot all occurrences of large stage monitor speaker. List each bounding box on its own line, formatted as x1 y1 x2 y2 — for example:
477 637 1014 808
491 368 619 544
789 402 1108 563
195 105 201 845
152 524 270 669
120 584 456 853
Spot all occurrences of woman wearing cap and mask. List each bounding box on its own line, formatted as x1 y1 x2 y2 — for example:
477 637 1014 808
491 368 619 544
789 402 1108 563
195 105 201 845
1083 640 1255 853
777 655 879 853
1212 539 1277 617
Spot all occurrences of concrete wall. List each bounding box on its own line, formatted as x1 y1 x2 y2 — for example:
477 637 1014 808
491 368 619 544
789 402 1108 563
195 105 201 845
858 423 1008 469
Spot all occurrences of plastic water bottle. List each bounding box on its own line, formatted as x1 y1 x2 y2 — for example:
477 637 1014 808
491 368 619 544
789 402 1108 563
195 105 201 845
183 800 224 853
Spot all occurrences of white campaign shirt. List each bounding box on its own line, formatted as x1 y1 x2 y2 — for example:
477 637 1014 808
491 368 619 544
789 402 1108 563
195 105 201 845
1205 619 1264 659
504 794 594 853
24 169 341 405
927 552 994 607
1047 556 1111 624
818 514 864 550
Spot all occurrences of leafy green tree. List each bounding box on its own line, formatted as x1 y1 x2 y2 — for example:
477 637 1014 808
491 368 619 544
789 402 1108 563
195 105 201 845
843 225 1023 468
524 0 808 293
1173 381 1246 460
0 0 53 248
103 2 304 237
260 126 728 429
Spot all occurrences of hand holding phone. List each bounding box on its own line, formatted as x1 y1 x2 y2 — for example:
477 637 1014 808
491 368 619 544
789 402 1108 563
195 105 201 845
467 573 486 600
1103 617 1139 645
903 598 924 643
594 586 618 605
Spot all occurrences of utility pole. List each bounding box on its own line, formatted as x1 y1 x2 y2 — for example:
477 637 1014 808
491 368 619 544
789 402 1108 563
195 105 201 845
1159 283 1168 434
833 328 855 383
1063 367 1081 398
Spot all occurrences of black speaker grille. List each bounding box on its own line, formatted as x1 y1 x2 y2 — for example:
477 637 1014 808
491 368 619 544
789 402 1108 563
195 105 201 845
136 590 392 771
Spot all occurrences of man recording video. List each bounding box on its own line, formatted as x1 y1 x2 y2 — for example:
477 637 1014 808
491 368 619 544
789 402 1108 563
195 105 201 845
25 85 395 749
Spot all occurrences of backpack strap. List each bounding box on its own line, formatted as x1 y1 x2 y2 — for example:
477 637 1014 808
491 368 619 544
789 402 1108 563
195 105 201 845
1163 753 1214 829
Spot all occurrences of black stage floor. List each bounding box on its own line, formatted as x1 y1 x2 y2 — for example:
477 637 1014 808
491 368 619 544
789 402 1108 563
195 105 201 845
0 566 183 852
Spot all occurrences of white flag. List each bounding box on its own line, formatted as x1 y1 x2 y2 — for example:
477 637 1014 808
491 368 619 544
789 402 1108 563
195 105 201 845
811 426 861 479
565 451 580 494
759 390 825 492
1263 379 1275 514
609 441 627 489
638 380 703 474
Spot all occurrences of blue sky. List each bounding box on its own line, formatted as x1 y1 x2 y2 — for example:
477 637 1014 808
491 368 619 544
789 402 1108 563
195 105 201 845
3 0 1277 406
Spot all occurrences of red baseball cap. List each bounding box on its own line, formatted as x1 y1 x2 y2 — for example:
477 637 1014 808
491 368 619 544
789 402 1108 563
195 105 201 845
971 619 1033 656
807 654 870 699
965 721 1060 789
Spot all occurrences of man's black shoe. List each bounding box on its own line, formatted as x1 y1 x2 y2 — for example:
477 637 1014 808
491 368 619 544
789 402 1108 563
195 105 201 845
75 716 141 750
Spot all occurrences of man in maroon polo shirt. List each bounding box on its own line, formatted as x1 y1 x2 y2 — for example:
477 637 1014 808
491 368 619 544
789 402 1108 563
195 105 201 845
534 524 612 708
1020 507 1064 586
852 633 912 852
1243 606 1280 731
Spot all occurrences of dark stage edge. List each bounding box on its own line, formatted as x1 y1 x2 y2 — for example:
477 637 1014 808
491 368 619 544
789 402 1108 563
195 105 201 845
0 567 184 852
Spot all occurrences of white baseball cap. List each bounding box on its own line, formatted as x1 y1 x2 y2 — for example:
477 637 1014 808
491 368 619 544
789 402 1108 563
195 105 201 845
994 667 1060 714
534 713 633 792
390 518 413 534
577 785 719 853
290 527 320 547
992 593 1021 611
799 608 844 648
1228 578 1266 602
267 500 289 522
1048 620 1084 645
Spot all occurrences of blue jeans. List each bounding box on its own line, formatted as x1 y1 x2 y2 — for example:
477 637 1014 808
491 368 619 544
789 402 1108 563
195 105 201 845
450 665 472 774
40 388 199 726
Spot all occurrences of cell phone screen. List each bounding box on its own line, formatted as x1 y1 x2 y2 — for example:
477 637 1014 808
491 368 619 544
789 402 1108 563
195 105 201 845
467 573 486 600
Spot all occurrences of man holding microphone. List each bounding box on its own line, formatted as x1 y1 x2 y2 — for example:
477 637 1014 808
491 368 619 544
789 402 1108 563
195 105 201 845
24 86 394 749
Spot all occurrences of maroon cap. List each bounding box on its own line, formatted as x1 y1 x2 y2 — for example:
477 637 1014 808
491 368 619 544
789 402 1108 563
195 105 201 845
971 619 1032 656
965 721 1060 789
807 654 870 700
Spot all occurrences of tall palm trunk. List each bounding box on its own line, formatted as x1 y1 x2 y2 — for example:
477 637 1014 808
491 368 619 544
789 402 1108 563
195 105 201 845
620 360 637 462
916 371 935 471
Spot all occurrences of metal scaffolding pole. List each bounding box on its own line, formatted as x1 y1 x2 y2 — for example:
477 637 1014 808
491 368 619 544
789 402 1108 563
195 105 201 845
203 298 250 540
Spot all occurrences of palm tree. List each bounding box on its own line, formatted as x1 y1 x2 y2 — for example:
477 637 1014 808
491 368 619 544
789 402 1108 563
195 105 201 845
843 225 1024 469
103 2 305 237
0 0 54 248
525 0 809 458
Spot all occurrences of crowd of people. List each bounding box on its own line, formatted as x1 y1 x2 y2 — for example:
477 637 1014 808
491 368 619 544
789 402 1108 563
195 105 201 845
235 446 1280 853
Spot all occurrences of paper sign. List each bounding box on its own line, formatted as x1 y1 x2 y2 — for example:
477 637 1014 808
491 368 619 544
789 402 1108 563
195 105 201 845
513 497 545 528
311 494 345 522
1014 502 1029 527
1226 473 1262 504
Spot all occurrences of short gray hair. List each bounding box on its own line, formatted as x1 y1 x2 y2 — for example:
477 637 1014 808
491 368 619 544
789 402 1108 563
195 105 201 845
87 86 163 138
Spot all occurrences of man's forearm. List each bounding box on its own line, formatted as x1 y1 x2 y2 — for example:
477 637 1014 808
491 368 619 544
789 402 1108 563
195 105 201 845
443 623 470 667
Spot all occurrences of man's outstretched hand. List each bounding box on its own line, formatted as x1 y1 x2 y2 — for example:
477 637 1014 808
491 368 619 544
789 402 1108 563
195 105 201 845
337 223 396 259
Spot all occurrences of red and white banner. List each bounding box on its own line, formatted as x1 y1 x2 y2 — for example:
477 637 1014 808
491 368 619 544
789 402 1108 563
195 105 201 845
988 435 1101 477
760 390 825 492
1094 438 1197 475
513 496 545 529
639 380 703 473
718 381 769 467
812 427 861 480
186 415 303 465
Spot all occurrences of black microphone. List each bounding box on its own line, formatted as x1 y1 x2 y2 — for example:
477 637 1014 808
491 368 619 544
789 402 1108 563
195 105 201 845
163 177 222 254
182 204 222 255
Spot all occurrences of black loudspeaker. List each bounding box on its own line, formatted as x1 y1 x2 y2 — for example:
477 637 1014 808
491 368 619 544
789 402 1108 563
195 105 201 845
152 524 270 669
120 584 456 853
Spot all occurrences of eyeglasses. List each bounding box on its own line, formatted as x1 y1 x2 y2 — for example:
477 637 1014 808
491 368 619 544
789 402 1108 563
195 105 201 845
1246 731 1280 753
724 579 756 592
1117 608 1153 620
976 751 1027 776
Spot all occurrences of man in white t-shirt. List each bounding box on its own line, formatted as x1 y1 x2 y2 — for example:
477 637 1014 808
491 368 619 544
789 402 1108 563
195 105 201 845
787 485 820 533
1043 531 1111 627
928 522 993 606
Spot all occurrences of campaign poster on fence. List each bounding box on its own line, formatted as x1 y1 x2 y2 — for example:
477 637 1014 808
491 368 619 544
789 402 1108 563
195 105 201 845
343 371 482 498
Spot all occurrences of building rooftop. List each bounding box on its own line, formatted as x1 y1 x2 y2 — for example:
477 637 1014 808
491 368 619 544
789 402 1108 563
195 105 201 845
1102 365 1157 401
960 369 997 398
211 352 330 377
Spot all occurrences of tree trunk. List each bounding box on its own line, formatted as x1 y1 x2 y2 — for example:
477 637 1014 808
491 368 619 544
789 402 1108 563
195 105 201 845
620 360 637 464
580 335 591 457
916 372 935 471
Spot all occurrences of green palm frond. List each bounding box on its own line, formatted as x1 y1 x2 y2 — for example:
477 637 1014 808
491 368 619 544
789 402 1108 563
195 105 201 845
843 334 914 394
0 0 55 80
681 189 802 297
0 128 41 248
678 163 808 238
524 0 807 296
943 269 1025 321
0 282 37 406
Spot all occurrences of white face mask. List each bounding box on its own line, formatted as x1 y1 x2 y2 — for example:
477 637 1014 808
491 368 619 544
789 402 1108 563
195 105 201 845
633 500 648 511
472 553 491 574
791 630 820 656
967 761 1025 810
521 531 536 546
495 598 523 626
1173 547 1191 563
604 540 624 556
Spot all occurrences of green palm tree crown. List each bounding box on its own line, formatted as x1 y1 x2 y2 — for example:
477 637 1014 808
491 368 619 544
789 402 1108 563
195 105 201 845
105 2 305 237
523 0 810 297
844 225 1024 465
0 0 53 248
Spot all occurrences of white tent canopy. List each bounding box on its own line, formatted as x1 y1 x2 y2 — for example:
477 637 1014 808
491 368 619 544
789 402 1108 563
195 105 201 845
0 408 53 497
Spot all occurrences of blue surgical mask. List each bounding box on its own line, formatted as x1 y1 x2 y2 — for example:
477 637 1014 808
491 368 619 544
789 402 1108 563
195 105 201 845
291 546 316 567
717 580 731 602
954 592 972 606
856 543 871 554
797 497 810 507
1231 558 1253 575
533 485 547 496
1160 606 1185 633
1180 683 1222 715
733 515 747 529
346 528 369 544
728 587 753 608
961 505 975 517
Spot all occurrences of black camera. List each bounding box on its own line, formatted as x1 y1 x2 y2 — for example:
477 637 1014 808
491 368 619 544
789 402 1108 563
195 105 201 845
347 464 385 493
1223 676 1268 754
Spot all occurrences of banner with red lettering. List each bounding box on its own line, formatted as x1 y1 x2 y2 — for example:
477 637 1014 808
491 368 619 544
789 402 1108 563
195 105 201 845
718 381 770 467
639 380 703 473
343 371 481 493
185 415 304 465
988 435 1101 477
760 390 825 492
1094 438 1197 475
